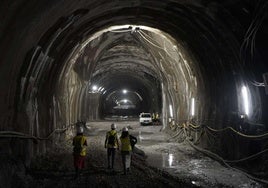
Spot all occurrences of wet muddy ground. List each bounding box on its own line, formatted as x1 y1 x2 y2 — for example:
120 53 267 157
28 121 265 188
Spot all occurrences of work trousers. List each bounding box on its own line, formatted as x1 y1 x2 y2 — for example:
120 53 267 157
107 148 116 168
121 151 132 174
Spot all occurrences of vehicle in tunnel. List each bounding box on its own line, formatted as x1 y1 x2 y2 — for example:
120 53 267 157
139 112 152 125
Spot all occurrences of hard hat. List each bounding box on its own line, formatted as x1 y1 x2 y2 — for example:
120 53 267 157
111 123 116 129
122 127 128 132
77 127 84 134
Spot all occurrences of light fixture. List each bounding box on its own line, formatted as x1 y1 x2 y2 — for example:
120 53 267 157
122 89 127 94
241 85 250 116
169 105 173 118
92 85 98 91
191 98 195 116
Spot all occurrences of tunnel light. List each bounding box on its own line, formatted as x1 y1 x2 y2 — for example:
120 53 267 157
241 85 250 116
123 99 128 103
191 98 195 116
169 105 173 118
92 85 98 91
122 89 128 94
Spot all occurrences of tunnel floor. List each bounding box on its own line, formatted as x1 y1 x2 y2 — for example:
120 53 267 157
27 121 264 188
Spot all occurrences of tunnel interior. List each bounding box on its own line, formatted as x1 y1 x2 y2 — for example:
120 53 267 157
57 24 199 124
0 0 268 182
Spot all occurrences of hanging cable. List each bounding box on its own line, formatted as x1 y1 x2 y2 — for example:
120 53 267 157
206 125 268 139
0 127 69 141
182 127 268 185
225 148 268 163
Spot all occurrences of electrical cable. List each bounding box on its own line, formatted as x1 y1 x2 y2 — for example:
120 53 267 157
176 121 268 159
0 127 69 141
188 123 201 129
203 129 218 151
137 30 163 50
182 128 268 185
204 126 268 163
240 0 268 66
250 81 265 87
139 30 178 61
109 29 132 33
225 148 268 163
206 125 268 139
204 127 218 138
167 129 183 141
174 120 268 183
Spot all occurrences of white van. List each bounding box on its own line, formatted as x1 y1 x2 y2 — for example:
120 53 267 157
139 113 152 125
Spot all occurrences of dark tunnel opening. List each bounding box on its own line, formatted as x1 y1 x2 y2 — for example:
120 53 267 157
97 74 162 118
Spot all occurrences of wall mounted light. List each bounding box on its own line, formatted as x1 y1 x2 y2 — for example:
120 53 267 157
241 85 250 116
169 105 173 118
92 85 98 91
191 98 195 116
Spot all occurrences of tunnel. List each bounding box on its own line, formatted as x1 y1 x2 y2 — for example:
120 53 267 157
0 0 268 187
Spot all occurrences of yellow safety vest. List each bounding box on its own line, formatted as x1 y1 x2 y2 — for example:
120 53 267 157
106 130 118 148
120 136 132 151
73 135 87 156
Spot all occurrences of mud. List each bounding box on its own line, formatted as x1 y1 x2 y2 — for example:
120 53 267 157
28 121 265 188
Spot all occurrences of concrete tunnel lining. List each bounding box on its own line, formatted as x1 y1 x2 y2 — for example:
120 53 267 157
56 24 199 127
0 0 267 180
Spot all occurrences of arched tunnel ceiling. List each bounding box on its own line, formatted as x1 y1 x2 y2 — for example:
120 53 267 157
89 30 160 92
0 0 267 129
66 24 197 118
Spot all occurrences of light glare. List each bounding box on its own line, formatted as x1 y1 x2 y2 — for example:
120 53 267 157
169 105 173 118
92 85 98 91
242 86 249 116
168 154 174 167
191 98 195 116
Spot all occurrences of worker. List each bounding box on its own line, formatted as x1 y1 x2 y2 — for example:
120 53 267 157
105 123 119 169
155 112 160 125
73 125 87 179
120 127 137 175
152 113 156 123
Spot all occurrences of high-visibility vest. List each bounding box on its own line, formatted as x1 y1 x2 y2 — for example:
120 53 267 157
120 136 132 151
73 135 87 156
106 130 118 148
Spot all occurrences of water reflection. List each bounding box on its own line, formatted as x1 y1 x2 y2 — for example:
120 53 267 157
139 130 142 142
162 153 176 167
168 154 174 167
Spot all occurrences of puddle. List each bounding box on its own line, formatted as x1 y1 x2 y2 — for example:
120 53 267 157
162 153 179 167
146 152 179 169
